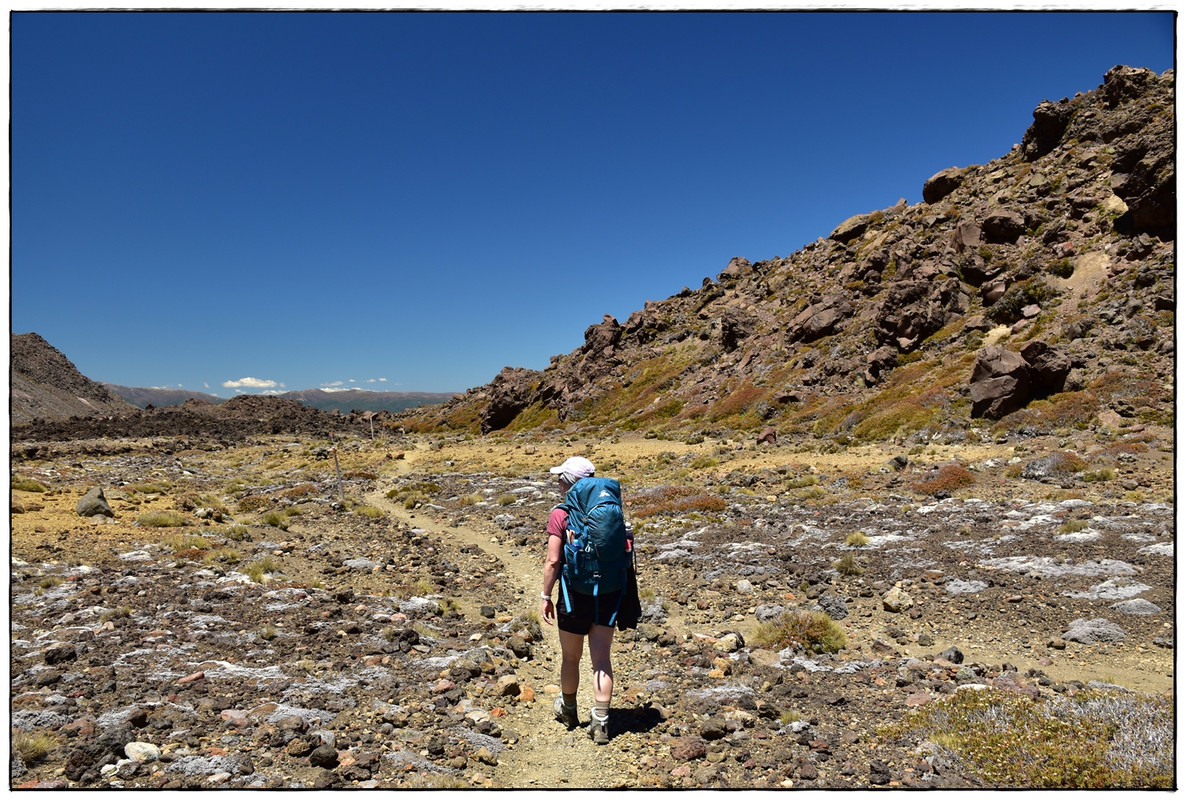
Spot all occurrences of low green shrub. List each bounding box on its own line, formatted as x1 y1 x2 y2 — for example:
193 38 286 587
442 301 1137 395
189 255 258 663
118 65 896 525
12 477 47 493
879 688 1173 788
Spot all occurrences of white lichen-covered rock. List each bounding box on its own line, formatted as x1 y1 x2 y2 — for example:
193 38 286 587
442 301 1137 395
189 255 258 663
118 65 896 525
882 586 914 613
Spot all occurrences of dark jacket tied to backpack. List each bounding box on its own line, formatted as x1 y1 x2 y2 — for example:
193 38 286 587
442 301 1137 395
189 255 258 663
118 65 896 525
558 477 641 630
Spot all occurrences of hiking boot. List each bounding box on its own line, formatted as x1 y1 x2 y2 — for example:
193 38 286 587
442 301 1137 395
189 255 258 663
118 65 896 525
588 711 610 745
553 696 579 729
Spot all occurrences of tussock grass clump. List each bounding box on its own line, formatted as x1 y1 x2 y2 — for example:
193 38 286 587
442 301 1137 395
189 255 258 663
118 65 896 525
751 610 847 654
12 477 48 493
912 464 975 496
163 534 212 551
12 729 59 763
244 556 280 583
1081 468 1116 482
262 510 293 529
832 552 865 575
845 531 870 548
1058 519 1089 534
629 486 727 518
226 525 252 542
386 481 440 510
880 688 1173 788
100 605 132 623
136 511 189 528
458 493 483 506
353 504 386 519
401 493 428 510
496 493 517 506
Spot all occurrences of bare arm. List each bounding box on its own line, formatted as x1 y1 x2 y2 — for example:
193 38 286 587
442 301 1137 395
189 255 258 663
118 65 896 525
541 531 564 625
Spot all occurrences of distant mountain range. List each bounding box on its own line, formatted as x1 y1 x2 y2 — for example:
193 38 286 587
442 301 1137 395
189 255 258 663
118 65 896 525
9 332 459 424
102 384 456 415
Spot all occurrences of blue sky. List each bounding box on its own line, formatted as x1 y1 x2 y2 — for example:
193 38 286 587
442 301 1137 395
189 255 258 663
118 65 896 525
10 10 1175 397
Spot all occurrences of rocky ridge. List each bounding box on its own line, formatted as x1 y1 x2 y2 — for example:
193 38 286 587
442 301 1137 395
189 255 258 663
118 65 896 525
10 334 138 425
403 66 1173 442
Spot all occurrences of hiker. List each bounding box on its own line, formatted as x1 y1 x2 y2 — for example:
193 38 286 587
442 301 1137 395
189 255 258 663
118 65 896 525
539 455 637 745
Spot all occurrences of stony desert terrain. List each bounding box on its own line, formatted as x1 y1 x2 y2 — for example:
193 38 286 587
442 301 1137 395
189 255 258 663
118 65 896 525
10 425 1174 788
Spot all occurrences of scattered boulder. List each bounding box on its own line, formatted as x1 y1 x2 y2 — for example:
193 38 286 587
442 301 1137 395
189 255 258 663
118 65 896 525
719 256 752 280
969 345 1031 419
922 166 966 204
982 209 1026 244
719 308 754 352
76 487 114 518
881 586 913 613
1062 618 1127 644
1020 451 1085 481
1019 341 1071 397
788 295 853 343
864 346 898 385
830 212 874 244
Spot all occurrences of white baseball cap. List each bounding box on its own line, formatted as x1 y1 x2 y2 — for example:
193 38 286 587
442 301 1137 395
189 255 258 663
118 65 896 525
549 456 595 483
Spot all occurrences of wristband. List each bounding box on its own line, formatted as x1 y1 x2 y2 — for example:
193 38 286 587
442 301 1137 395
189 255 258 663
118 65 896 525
540 592 552 601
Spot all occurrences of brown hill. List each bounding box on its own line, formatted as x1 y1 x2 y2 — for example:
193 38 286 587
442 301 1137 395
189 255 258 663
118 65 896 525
10 333 139 424
401 65 1174 443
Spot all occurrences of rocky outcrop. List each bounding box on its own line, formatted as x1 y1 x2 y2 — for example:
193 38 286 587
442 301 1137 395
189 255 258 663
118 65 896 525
1021 98 1075 161
1019 340 1072 398
479 367 540 434
969 341 1072 419
788 296 853 344
969 346 1032 420
398 65 1173 440
870 279 969 351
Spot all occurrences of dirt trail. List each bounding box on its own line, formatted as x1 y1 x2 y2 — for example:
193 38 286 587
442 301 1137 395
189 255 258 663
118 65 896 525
364 450 634 787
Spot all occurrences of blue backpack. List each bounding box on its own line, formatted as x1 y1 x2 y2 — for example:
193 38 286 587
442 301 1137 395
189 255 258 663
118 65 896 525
558 477 632 625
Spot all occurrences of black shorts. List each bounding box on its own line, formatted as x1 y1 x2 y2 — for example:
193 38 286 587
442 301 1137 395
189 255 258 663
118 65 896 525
557 588 623 635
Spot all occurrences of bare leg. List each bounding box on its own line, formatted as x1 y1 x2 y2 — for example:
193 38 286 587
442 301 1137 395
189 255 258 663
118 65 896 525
587 623 615 703
559 629 584 696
